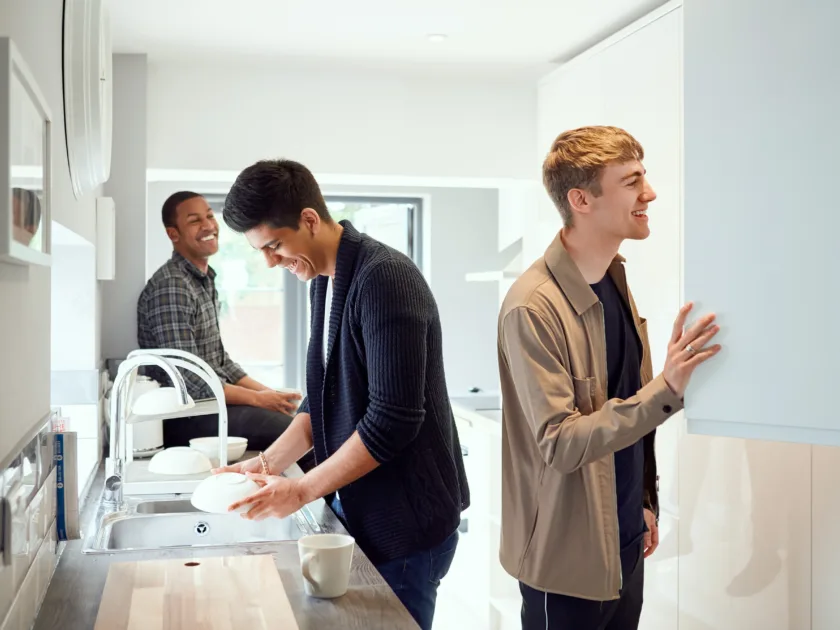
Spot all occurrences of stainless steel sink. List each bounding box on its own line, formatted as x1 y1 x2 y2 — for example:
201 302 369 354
83 495 318 554
136 499 199 514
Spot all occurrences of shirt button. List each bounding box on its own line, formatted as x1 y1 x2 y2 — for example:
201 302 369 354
663 405 673 414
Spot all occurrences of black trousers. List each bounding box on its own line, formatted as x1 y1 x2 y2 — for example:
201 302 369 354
520 542 645 630
162 404 293 452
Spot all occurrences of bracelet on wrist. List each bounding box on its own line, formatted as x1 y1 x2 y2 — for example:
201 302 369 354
258 451 271 476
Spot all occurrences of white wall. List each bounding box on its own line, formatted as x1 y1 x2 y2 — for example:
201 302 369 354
51 232 97 372
0 0 101 464
146 59 537 180
145 180 504 398
101 54 148 361
536 3 836 629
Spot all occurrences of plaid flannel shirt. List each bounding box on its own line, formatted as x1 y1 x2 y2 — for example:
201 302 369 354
137 252 246 400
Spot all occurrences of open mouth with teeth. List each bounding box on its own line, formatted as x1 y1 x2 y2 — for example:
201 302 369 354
632 210 647 218
199 234 217 242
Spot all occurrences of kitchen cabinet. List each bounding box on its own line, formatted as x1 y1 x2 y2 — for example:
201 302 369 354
683 0 840 446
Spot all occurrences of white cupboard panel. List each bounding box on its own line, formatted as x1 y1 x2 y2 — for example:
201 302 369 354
683 0 840 444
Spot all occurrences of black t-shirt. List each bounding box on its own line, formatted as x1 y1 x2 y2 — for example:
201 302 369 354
590 274 645 552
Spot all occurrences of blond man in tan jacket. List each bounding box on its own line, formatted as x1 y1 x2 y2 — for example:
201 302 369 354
498 126 721 630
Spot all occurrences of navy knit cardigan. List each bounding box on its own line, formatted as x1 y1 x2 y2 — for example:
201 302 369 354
298 221 470 563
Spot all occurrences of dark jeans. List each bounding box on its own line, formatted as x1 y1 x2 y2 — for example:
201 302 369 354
331 497 459 630
520 542 645 630
162 404 293 452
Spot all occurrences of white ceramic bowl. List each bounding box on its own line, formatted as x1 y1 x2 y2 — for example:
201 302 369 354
191 472 260 514
132 387 195 416
148 447 212 476
189 436 248 466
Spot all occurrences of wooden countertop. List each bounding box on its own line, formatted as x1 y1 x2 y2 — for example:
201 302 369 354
33 469 418 630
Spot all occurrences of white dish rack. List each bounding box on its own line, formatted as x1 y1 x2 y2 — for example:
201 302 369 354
105 349 230 496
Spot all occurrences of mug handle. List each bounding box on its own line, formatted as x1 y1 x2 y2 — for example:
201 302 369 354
301 553 318 588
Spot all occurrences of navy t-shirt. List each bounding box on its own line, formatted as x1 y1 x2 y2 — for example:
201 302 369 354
590 274 645 552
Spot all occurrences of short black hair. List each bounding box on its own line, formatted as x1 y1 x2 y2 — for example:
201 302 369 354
12 188 41 229
162 191 203 228
223 159 331 233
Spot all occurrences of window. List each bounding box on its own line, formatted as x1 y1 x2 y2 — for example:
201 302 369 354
303 197 422 352
206 196 288 389
326 197 421 262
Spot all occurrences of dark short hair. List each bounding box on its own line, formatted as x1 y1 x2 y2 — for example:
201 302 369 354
162 191 203 228
12 188 42 229
222 159 331 233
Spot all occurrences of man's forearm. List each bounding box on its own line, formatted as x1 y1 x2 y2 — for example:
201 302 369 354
264 413 314 474
222 383 258 406
296 432 379 504
235 375 270 392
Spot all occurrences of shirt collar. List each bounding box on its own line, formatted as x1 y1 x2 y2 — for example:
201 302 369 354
171 250 215 280
543 231 627 316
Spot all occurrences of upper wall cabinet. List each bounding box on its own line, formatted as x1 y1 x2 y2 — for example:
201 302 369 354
63 0 113 199
683 0 840 445
0 38 53 267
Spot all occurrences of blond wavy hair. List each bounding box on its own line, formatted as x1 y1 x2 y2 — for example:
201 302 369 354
543 126 644 227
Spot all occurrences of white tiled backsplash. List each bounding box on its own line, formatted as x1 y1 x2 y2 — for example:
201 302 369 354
0 420 61 630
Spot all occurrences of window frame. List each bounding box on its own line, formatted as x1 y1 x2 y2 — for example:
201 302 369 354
206 193 422 394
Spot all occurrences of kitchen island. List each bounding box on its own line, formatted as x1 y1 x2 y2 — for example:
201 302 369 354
32 469 418 630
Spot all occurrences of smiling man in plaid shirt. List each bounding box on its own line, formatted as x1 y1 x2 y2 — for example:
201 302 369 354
137 191 301 451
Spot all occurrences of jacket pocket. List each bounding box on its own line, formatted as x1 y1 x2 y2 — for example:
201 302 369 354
572 376 596 415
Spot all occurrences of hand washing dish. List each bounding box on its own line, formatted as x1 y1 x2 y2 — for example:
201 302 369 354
189 436 248 465
190 472 260 514
148 447 212 475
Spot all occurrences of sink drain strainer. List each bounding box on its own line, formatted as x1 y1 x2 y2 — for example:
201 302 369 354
194 521 210 537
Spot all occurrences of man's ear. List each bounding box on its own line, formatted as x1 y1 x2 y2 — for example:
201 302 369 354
166 226 179 243
300 208 321 234
567 188 592 217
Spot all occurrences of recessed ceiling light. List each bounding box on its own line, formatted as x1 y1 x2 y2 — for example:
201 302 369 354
427 34 448 43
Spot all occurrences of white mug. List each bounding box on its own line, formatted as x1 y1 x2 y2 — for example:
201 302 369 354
277 388 303 411
297 533 355 598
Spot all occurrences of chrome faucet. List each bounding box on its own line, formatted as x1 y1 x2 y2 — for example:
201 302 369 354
103 354 190 509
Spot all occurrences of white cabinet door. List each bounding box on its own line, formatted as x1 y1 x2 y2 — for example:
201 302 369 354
683 0 840 445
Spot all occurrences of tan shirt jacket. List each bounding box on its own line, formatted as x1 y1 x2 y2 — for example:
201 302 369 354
497 233 683 600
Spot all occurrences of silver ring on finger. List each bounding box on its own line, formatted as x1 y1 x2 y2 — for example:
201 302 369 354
685 343 697 355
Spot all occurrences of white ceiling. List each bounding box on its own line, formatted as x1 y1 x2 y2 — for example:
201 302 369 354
111 0 668 75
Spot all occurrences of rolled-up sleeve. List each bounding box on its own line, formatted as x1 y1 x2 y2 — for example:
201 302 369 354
355 260 429 463
217 349 247 386
501 305 683 474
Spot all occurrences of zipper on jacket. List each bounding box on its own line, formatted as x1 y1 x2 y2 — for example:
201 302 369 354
599 302 623 592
